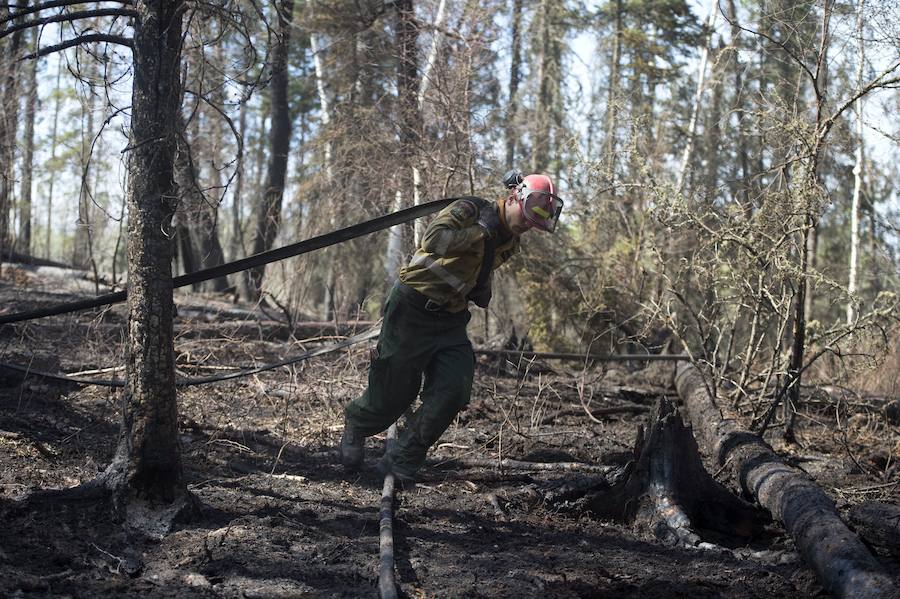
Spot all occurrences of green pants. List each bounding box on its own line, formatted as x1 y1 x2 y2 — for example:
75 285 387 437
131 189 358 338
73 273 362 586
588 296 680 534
345 283 474 477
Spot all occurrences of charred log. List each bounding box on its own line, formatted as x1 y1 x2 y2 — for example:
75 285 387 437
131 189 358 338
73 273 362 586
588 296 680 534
675 363 897 599
849 501 900 560
515 398 766 548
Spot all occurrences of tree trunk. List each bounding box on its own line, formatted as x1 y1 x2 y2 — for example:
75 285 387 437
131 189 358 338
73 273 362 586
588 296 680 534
101 0 188 511
726 0 751 214
73 75 97 270
194 38 230 293
308 0 333 184
676 0 717 194
45 56 63 260
505 0 523 170
176 111 229 292
603 0 622 189
17 28 37 255
530 0 551 173
847 0 865 324
0 0 25 267
245 0 294 301
675 363 897 599
411 0 446 246
383 0 419 282
229 99 248 262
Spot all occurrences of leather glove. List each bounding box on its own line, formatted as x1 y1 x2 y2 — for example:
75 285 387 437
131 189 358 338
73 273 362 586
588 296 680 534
468 286 492 309
477 204 501 239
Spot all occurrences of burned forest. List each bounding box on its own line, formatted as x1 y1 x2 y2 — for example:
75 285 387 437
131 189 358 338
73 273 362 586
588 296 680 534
1 0 899 597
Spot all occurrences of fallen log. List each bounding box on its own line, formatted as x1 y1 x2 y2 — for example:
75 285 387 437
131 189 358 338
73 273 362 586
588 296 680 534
675 363 898 599
849 501 900 559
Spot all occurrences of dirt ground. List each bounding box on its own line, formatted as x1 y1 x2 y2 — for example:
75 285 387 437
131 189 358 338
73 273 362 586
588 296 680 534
1 267 898 598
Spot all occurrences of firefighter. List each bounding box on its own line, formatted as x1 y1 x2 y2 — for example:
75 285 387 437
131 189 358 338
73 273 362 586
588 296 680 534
339 171 564 481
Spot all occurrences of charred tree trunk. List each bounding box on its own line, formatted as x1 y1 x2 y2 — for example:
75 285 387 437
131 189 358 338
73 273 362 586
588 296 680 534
100 0 190 517
507 398 764 550
535 398 763 546
675 363 896 599
174 113 228 291
244 0 294 301
849 501 900 560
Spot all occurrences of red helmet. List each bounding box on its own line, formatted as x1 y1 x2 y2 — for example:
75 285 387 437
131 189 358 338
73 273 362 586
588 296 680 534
514 174 563 232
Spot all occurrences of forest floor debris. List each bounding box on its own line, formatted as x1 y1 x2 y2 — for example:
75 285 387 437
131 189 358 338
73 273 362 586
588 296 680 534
0 279 897 597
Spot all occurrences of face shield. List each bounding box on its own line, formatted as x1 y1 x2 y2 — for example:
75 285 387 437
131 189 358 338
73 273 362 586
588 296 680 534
519 186 564 232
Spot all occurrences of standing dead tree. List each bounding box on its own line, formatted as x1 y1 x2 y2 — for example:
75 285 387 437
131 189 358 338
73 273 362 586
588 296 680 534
0 0 194 524
245 0 295 302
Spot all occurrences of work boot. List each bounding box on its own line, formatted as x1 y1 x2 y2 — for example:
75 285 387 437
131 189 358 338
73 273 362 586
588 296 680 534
339 419 364 470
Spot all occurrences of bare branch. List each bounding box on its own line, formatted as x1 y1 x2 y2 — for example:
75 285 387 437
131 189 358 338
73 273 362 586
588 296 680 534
1 0 131 26
817 60 900 143
1 8 136 39
719 9 817 87
22 33 133 59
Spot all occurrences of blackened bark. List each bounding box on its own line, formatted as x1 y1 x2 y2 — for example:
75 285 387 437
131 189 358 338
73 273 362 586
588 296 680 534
103 0 185 505
174 114 228 291
675 363 896 599
245 0 294 301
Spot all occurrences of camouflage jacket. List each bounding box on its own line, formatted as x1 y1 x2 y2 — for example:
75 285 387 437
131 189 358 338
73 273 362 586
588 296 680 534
399 197 519 313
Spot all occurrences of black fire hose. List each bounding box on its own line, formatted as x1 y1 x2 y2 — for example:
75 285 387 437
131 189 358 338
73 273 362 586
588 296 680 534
0 197 458 325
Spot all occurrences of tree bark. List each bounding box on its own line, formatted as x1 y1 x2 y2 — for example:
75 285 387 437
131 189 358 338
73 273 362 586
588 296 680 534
505 0 523 170
245 0 294 301
411 0 446 246
530 0 551 173
848 501 900 559
383 0 419 282
676 0 717 194
45 56 63 259
0 0 25 267
847 0 865 324
675 363 897 599
229 99 247 262
17 27 37 255
603 0 622 190
73 67 97 270
102 0 187 509
175 112 229 291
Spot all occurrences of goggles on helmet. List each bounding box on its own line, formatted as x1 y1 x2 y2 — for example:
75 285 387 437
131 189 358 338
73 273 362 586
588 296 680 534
517 186 564 232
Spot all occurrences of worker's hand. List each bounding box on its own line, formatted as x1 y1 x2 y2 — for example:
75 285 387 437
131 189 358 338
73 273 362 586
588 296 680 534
469 287 492 309
477 204 500 239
